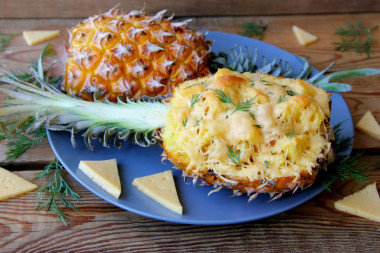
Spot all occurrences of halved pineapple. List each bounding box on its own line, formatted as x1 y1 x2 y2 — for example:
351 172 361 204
63 8 211 101
162 69 332 197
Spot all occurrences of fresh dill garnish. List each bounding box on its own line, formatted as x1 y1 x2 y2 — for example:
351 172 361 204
0 32 18 51
249 112 255 120
264 83 272 86
231 97 255 115
212 89 255 115
333 17 378 57
227 145 242 167
239 22 267 40
270 151 274 155
2 127 47 163
35 159 80 226
211 88 235 106
286 129 295 139
277 94 288 104
190 93 201 109
195 120 200 126
264 160 270 168
286 90 297 96
252 124 261 128
322 122 380 191
182 117 188 127
268 92 273 95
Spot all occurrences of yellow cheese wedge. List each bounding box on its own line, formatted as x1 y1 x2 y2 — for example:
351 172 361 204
0 167 38 201
334 182 380 223
355 111 380 140
23 30 60 46
78 159 121 198
132 170 183 214
292 25 318 46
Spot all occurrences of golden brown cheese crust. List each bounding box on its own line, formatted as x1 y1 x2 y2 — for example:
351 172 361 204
162 69 332 194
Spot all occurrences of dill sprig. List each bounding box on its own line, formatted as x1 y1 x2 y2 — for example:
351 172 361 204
239 22 267 39
277 94 288 103
286 90 297 96
2 127 47 163
182 117 188 127
0 32 18 51
211 89 255 115
227 145 242 167
322 122 380 191
35 159 80 226
333 17 378 57
264 160 270 169
286 129 295 139
190 93 201 109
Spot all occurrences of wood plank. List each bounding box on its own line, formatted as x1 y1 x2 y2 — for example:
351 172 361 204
0 14 379 165
0 155 379 252
2 0 380 18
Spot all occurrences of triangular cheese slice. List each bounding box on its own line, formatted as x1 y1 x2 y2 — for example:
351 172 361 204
0 167 38 201
78 159 121 198
356 111 380 140
334 182 380 222
292 25 318 46
132 170 183 214
23 30 60 46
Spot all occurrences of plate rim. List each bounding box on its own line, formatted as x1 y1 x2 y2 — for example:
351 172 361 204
47 31 354 225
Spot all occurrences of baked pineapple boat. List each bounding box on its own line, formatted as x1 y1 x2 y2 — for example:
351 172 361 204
0 67 333 197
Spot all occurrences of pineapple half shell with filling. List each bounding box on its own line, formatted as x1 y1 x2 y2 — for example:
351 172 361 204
63 8 211 101
162 69 333 199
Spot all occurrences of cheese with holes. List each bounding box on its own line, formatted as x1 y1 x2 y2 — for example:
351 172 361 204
334 182 380 222
23 30 60 46
0 167 38 201
292 25 318 46
78 159 121 198
356 111 380 140
132 170 183 214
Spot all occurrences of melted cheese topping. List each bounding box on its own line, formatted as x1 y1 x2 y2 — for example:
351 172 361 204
162 69 331 182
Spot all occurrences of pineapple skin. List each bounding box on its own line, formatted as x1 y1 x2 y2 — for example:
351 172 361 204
162 69 332 195
63 8 211 102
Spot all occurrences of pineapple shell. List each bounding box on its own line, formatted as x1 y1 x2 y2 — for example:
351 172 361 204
63 8 211 102
162 69 333 196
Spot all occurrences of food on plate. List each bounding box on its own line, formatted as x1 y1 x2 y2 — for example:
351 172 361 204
78 159 121 198
292 25 318 46
63 7 211 102
334 182 380 222
132 170 182 214
163 68 333 198
0 67 334 198
0 167 38 201
23 30 61 46
355 111 380 140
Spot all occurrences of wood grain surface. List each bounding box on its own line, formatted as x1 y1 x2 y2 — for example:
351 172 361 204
1 5 380 253
2 0 380 18
1 155 379 252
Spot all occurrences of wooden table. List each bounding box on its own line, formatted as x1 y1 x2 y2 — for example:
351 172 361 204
1 1 379 252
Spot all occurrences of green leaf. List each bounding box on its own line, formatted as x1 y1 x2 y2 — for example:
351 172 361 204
35 158 80 226
0 32 18 51
239 22 267 39
227 145 242 167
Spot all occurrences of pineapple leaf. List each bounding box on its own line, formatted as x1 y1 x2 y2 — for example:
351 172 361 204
209 44 380 92
0 66 169 150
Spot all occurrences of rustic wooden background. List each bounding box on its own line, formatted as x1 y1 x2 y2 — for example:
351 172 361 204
0 1 379 252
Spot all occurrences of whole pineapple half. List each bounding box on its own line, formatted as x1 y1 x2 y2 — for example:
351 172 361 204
162 69 333 197
63 8 211 102
0 68 333 197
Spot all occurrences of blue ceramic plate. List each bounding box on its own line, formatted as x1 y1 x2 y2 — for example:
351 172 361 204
47 31 354 225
